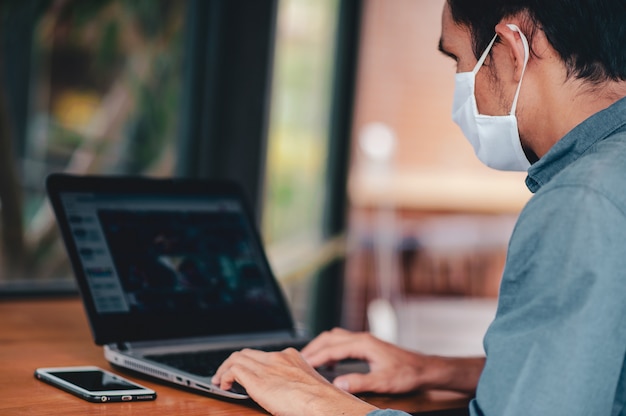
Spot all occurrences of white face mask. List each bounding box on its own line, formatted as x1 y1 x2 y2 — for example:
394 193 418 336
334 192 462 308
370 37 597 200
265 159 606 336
451 24 531 171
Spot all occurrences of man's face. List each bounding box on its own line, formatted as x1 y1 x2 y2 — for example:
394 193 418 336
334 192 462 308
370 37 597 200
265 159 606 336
439 3 511 117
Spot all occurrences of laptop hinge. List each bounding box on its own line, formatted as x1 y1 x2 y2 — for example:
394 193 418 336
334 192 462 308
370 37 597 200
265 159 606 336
116 342 130 351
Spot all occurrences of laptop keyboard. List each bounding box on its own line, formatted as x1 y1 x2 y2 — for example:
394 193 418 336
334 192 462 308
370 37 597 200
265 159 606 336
145 341 309 378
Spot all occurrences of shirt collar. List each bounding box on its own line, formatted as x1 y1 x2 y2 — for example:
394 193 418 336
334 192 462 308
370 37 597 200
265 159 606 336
525 96 626 193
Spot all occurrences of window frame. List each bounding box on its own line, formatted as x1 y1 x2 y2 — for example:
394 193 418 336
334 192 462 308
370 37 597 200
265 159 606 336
0 0 363 312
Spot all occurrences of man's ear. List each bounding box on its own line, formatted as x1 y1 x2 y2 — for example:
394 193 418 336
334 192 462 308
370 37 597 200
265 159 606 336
494 22 528 83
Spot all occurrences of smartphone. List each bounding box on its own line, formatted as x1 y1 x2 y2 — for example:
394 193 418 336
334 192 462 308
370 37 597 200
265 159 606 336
35 366 157 403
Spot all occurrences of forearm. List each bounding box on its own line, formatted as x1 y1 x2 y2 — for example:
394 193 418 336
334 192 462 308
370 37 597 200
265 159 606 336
304 386 379 416
421 355 485 394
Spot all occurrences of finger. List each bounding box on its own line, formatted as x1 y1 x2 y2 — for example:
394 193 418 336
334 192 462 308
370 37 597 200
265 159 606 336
300 331 332 357
211 355 232 385
304 345 353 367
211 350 244 386
304 337 374 368
212 348 265 385
301 328 351 357
215 349 272 391
332 372 385 394
301 328 358 359
217 360 259 392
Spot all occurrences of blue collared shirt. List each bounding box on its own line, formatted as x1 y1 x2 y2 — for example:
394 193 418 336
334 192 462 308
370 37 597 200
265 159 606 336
369 96 626 416
472 96 626 415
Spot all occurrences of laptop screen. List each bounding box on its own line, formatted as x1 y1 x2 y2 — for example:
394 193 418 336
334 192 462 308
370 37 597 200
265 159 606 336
47 175 294 344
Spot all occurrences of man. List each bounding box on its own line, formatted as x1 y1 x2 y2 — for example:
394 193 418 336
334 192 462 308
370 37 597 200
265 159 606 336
212 0 626 414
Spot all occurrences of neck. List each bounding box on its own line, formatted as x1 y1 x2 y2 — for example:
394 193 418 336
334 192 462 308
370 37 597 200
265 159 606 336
515 25 626 159
554 80 626 142
523 69 626 158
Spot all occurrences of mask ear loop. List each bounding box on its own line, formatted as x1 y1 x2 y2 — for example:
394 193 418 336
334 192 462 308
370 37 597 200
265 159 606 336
506 23 530 116
471 33 499 75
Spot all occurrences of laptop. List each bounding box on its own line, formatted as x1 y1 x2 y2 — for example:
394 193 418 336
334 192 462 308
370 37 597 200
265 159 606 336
46 173 368 400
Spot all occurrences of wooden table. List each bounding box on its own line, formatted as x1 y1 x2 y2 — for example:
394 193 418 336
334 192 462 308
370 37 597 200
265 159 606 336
0 298 471 415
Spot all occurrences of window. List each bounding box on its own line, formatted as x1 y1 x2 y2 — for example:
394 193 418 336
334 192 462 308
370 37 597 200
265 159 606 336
1 0 187 285
263 0 340 249
262 0 343 328
0 0 351 329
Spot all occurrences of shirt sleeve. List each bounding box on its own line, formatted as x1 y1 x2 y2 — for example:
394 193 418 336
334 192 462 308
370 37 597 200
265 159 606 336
471 185 626 416
367 410 411 416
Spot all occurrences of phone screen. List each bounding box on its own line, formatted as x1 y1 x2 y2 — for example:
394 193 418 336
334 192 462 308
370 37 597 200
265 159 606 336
47 370 141 392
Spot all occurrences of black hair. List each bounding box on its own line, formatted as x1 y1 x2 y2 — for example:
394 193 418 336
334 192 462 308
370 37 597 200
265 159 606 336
447 0 626 83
